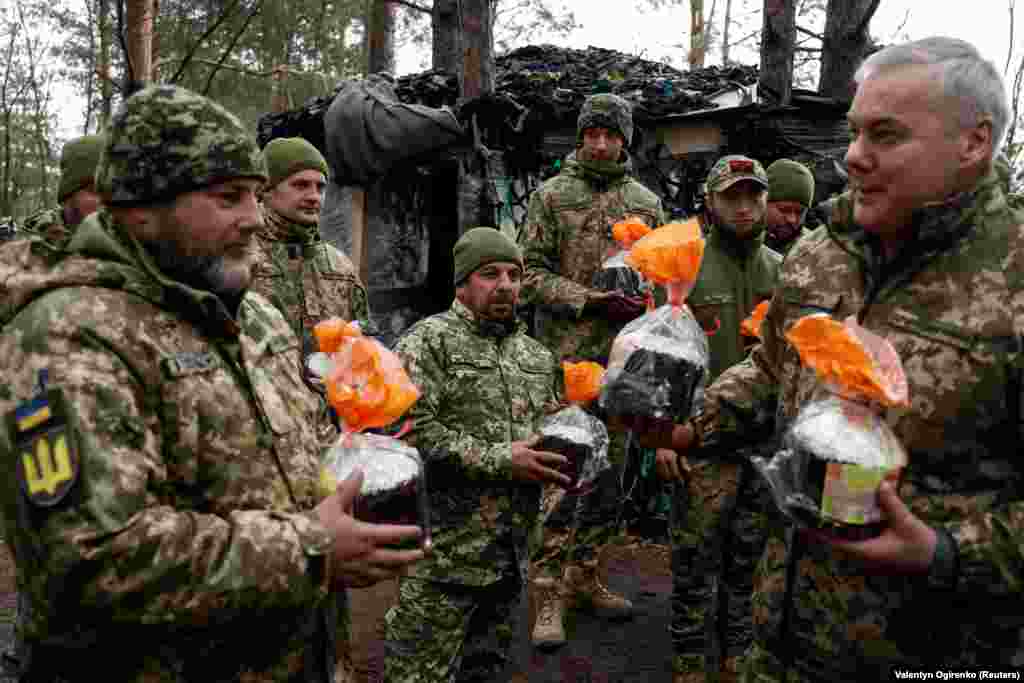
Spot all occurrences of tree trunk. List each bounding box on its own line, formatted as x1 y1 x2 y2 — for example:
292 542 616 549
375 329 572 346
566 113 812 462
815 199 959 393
125 0 155 89
722 0 733 64
432 0 459 72
366 0 396 76
457 0 492 100
819 0 881 102
759 0 796 105
98 0 114 128
689 0 705 68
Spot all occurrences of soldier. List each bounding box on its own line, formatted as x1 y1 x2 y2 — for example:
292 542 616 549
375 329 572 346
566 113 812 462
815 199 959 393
251 136 371 355
384 227 571 682
0 84 424 682
763 159 816 255
520 92 666 648
631 36 1024 680
657 154 780 683
20 134 105 248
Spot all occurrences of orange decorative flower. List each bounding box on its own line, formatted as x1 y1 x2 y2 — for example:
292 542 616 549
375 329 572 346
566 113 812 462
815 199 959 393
785 315 909 408
563 361 605 405
625 219 705 306
324 336 420 432
313 317 362 353
611 217 653 248
740 300 770 340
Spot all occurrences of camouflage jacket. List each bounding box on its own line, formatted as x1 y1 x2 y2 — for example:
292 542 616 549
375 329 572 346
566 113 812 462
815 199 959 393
695 169 1024 676
520 152 666 362
688 222 781 382
0 210 336 682
394 300 562 586
19 205 70 249
250 206 371 355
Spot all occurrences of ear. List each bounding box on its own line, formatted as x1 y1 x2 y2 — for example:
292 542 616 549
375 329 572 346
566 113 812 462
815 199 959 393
961 119 993 169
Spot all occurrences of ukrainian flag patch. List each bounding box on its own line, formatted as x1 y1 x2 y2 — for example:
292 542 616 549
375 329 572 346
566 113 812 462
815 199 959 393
7 389 79 507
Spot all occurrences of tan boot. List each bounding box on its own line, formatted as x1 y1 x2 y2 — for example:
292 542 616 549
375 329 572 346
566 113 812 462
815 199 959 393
563 561 633 619
531 576 567 650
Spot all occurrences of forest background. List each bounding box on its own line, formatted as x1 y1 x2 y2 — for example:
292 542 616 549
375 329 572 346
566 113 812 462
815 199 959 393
2 0 1021 221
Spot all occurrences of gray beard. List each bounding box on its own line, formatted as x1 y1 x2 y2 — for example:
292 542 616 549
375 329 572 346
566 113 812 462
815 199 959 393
142 239 248 304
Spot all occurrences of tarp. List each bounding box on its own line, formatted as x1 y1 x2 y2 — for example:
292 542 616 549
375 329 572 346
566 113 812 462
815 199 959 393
324 74 465 186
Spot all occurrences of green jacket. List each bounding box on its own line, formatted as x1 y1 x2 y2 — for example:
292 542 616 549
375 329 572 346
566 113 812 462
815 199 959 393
520 152 666 363
19 205 70 249
0 210 335 682
688 223 781 382
394 300 561 586
696 169 1024 677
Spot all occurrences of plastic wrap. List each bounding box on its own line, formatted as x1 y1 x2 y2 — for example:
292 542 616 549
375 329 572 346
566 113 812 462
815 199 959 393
308 317 430 551
600 304 710 422
591 217 653 298
752 315 909 540
536 404 611 494
319 432 433 551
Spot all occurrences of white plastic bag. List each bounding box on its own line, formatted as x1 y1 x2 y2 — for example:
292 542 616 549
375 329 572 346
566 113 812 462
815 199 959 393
535 404 611 495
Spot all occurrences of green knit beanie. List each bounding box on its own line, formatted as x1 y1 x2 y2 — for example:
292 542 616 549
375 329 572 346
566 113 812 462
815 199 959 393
262 137 330 188
58 134 105 203
453 227 523 286
767 159 816 207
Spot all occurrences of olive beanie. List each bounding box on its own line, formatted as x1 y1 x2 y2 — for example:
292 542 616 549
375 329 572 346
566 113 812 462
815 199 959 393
453 227 523 286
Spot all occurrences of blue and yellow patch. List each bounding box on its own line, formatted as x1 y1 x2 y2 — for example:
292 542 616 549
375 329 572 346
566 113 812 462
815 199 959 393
7 389 79 507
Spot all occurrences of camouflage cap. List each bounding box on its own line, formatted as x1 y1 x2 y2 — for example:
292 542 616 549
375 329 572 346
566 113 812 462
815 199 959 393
577 93 634 147
705 154 769 194
96 84 267 206
58 134 104 203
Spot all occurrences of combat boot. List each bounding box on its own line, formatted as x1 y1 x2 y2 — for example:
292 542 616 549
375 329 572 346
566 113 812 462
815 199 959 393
672 673 706 683
563 560 633 619
530 576 567 649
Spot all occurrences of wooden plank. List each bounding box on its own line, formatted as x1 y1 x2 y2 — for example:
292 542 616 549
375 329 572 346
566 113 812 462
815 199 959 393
350 187 370 287
656 122 723 156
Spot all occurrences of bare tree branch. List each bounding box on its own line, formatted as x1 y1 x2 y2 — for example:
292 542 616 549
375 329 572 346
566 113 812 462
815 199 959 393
795 24 822 41
391 0 432 13
201 1 261 95
169 0 246 84
1006 0 1016 76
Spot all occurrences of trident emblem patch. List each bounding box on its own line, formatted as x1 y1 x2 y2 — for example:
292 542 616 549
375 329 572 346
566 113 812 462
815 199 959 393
8 387 79 507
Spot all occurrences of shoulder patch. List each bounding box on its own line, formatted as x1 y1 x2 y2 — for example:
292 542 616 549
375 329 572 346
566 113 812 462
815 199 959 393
8 389 80 507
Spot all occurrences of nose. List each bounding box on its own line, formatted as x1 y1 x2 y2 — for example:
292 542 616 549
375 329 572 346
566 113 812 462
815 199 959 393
238 191 264 235
845 133 871 176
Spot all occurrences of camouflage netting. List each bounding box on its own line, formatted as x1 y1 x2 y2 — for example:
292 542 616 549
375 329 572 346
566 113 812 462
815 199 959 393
257 44 759 152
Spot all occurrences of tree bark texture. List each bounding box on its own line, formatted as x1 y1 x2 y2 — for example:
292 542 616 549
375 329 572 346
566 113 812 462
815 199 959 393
458 0 493 99
367 0 397 76
818 0 881 102
125 0 155 86
690 0 706 68
759 0 796 105
432 0 459 72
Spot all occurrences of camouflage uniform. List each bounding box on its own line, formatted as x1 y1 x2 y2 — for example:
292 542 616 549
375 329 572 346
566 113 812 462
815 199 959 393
0 211 335 682
690 171 1024 680
670 157 781 682
19 206 69 249
520 94 666 576
385 299 561 682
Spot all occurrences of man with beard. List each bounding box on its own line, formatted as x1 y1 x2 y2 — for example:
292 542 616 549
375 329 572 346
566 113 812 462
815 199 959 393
0 84 424 682
385 227 570 682
519 92 665 649
20 135 105 248
764 159 816 255
656 154 780 683
632 36 1024 681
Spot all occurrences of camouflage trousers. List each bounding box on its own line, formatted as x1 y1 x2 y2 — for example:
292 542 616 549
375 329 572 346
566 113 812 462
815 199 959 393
532 431 636 578
669 458 772 680
383 572 527 683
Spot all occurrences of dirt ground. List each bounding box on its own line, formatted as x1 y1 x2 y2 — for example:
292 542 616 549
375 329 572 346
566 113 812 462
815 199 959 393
0 539 674 682
346 542 673 683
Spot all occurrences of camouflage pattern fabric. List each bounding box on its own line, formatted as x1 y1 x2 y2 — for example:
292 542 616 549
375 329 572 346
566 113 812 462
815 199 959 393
387 299 559 678
19 206 69 250
384 572 526 683
692 169 1024 680
392 299 561 586
520 150 665 579
0 211 336 682
95 84 267 206
520 151 665 364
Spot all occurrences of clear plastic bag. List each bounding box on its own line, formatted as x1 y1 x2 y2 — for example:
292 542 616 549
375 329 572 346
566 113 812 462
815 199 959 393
535 404 611 495
600 304 710 422
319 432 433 552
309 317 430 551
592 218 653 298
752 315 909 540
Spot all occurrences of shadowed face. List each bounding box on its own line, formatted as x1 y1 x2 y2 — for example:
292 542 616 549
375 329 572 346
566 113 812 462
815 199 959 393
264 169 326 225
708 179 768 238
579 127 625 162
456 261 522 321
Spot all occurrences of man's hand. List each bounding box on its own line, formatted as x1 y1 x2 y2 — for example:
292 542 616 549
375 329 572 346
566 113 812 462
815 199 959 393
315 470 426 589
655 448 689 482
613 415 695 452
583 291 647 323
509 437 572 487
804 482 937 576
